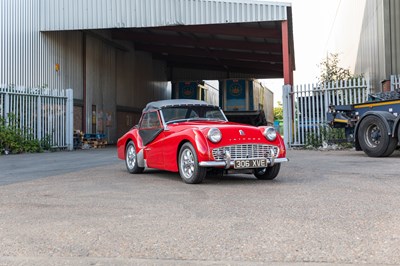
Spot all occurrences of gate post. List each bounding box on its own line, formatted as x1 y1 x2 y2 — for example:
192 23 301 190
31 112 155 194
4 93 9 126
37 95 42 140
282 84 292 148
66 89 74 151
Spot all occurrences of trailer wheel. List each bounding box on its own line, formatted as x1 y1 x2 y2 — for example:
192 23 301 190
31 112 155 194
358 116 397 157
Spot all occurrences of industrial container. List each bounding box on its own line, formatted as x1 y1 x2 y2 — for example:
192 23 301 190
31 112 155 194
171 81 219 106
219 79 274 126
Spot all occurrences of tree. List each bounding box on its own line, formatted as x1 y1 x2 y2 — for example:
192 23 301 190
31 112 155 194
274 101 283 120
318 53 362 84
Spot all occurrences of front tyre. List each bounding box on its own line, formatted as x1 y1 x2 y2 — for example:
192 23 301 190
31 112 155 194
254 163 281 180
358 116 397 157
178 143 206 184
125 141 144 174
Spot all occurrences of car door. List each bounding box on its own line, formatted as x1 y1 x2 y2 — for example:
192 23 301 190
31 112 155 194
138 111 164 169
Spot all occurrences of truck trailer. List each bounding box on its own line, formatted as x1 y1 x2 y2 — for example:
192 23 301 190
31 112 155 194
171 81 218 106
219 79 274 126
327 90 400 157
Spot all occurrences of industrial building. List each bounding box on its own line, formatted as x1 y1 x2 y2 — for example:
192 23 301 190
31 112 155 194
0 0 294 143
326 0 400 91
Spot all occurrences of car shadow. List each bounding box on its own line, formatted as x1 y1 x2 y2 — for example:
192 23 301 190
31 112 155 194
137 168 282 185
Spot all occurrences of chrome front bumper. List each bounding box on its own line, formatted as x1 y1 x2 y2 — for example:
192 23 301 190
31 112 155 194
199 157 288 168
199 150 288 169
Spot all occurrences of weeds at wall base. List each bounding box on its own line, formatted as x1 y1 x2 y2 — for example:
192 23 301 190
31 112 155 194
0 114 52 155
303 126 354 150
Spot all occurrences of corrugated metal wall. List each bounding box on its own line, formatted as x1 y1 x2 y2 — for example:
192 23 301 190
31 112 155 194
83 34 169 141
387 0 400 77
353 0 400 91
1 0 171 143
354 0 386 91
40 0 289 31
0 0 83 92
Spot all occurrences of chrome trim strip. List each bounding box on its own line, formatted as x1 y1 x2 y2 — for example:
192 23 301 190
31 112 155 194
225 150 231 169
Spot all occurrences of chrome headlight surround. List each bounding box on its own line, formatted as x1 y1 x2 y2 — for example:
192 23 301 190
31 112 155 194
263 127 277 141
207 128 222 143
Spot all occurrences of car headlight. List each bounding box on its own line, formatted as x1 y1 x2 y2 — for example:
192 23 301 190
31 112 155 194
263 127 277 141
207 128 222 143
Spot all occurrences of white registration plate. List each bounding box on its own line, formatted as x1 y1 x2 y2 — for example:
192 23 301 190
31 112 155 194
234 159 268 169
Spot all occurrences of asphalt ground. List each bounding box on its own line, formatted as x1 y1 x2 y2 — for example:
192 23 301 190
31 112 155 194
0 147 400 265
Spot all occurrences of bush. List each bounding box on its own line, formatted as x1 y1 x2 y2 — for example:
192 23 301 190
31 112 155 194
304 126 353 149
0 114 46 154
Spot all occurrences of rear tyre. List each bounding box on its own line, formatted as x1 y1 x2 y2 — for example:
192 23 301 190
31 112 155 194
358 116 397 157
125 141 144 174
254 163 281 180
178 143 206 184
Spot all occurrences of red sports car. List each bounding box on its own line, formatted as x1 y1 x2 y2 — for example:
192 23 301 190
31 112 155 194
117 99 288 184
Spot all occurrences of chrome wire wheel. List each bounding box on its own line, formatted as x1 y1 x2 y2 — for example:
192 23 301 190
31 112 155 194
178 143 206 184
126 144 136 170
125 141 144 174
180 148 195 179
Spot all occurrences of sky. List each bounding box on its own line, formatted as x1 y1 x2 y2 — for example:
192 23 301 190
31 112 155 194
260 0 343 105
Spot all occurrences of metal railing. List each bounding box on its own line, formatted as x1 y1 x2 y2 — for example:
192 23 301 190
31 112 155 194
0 85 73 150
391 74 400 91
283 78 370 147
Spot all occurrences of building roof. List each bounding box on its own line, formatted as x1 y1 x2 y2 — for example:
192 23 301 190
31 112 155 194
40 0 290 31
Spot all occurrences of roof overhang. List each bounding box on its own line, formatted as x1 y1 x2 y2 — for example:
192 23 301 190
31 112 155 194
40 0 295 83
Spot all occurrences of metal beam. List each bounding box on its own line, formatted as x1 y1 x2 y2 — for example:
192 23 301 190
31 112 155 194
135 44 282 63
154 55 282 73
155 24 282 39
112 30 282 53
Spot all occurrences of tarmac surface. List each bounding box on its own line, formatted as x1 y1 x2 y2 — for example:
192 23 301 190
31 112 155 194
0 147 400 265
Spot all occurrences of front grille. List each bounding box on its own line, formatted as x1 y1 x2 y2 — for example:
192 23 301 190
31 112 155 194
212 144 279 160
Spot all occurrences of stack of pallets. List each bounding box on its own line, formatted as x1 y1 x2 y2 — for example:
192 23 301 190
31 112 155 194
82 133 107 149
73 130 84 149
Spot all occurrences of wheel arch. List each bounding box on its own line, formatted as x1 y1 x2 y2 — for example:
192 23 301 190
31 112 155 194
176 139 191 165
354 111 396 149
175 130 210 165
124 133 145 168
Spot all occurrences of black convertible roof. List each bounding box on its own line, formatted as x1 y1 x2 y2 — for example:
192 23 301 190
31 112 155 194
143 99 216 113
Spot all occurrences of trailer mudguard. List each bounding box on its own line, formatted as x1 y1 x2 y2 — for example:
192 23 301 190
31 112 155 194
354 111 397 150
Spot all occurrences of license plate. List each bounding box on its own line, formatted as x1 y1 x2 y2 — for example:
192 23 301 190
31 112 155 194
234 159 268 169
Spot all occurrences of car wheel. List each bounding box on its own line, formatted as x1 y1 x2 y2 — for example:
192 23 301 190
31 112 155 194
178 143 206 184
358 116 397 157
125 141 144 174
254 163 281 180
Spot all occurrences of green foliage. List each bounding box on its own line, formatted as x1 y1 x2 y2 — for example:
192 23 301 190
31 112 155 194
39 134 53 150
304 126 353 149
0 113 51 155
274 101 283 120
318 53 363 84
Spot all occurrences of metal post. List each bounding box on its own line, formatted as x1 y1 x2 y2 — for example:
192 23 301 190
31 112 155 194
66 89 74 150
37 95 41 140
282 84 292 148
4 93 9 126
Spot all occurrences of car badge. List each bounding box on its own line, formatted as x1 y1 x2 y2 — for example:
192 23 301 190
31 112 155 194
239 130 245 136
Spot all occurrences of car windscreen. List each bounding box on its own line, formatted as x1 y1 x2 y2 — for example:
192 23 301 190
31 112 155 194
162 106 227 124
